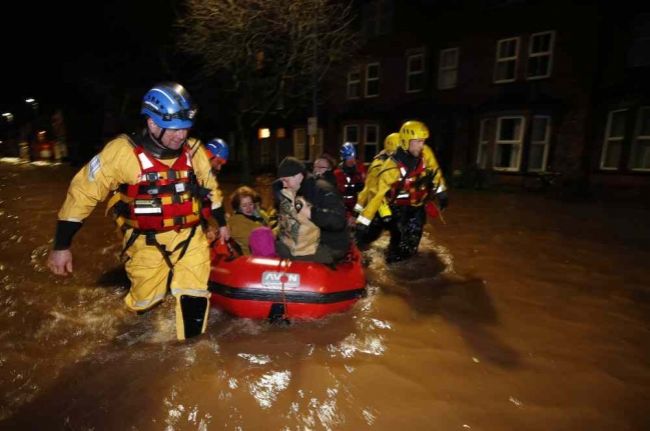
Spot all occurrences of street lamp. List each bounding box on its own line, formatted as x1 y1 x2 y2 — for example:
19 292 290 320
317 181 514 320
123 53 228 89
25 98 39 112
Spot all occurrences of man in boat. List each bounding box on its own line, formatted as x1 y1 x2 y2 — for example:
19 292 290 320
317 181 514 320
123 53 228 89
275 157 350 265
355 120 448 263
311 153 338 189
47 82 229 341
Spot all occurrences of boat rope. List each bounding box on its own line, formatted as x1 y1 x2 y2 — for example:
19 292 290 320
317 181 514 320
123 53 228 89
278 258 290 321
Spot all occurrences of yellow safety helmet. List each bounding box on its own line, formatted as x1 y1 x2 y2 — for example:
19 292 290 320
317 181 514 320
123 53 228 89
383 132 400 154
399 120 429 150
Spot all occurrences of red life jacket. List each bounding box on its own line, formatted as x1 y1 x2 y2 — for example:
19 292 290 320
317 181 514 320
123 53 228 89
334 162 367 210
386 157 430 206
115 145 204 231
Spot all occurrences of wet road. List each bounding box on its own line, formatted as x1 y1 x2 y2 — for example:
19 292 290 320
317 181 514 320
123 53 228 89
0 160 649 430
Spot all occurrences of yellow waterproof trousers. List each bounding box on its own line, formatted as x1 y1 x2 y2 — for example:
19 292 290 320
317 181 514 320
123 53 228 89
122 226 211 340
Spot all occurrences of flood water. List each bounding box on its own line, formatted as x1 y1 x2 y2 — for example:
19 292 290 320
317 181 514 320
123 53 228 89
1 160 649 430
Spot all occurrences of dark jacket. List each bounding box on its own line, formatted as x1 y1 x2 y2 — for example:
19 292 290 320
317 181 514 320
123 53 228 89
317 170 338 189
299 176 350 255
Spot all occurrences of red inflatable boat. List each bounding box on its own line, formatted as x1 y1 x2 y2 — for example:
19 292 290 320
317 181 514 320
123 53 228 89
208 243 366 319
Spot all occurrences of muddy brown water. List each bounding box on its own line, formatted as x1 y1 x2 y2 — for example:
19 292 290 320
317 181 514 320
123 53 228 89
0 160 649 430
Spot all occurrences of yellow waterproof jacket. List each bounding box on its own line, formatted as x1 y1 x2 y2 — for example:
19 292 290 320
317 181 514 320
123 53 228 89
356 145 447 226
229 209 271 255
356 151 389 209
58 134 223 223
422 144 446 193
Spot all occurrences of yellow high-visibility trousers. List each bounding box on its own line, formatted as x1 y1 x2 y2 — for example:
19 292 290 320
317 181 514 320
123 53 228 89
123 226 211 339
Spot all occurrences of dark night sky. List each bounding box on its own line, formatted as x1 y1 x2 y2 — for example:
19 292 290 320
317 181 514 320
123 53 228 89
1 1 178 112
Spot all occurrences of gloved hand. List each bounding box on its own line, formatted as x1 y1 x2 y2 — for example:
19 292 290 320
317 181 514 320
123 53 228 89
436 191 449 210
355 222 369 236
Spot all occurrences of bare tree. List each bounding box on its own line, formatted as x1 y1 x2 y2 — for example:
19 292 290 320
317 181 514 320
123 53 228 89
176 0 359 182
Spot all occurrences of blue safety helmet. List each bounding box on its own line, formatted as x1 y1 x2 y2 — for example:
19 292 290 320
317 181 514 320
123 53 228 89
206 138 229 162
140 82 197 129
340 142 356 161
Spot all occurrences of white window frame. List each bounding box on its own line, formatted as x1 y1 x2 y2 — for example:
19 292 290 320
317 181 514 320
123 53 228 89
365 62 380 98
528 115 551 172
438 47 459 90
406 52 425 93
343 124 360 147
477 119 490 168
494 115 525 171
364 124 380 162
600 109 627 170
494 37 520 83
346 68 361 99
527 31 555 80
629 106 650 171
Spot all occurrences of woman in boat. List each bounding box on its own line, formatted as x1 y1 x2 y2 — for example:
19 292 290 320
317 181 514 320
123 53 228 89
228 186 274 255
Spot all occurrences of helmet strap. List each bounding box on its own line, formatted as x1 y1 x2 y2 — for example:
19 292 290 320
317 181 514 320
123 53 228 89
156 128 166 142
142 128 183 159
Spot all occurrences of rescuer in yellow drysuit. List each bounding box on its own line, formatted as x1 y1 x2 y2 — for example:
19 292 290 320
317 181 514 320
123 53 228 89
47 82 230 340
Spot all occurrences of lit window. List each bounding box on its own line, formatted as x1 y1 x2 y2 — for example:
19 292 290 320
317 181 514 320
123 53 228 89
494 37 519 83
527 31 555 79
438 48 459 90
600 109 627 170
494 116 525 171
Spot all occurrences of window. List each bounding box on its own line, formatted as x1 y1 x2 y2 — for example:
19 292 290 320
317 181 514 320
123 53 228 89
343 124 359 147
527 31 555 79
364 124 379 162
528 116 551 171
438 48 459 90
600 109 627 170
365 63 380 97
477 119 490 168
629 107 650 170
362 0 394 39
627 14 650 68
293 128 307 160
260 140 271 165
494 37 519 83
494 116 525 171
406 52 425 93
347 68 361 99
